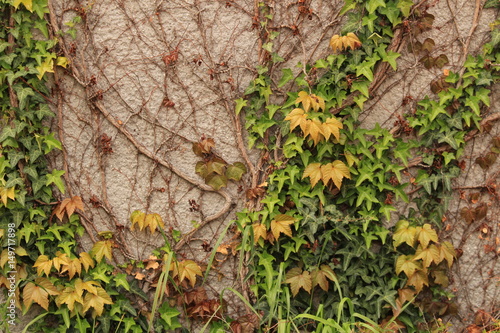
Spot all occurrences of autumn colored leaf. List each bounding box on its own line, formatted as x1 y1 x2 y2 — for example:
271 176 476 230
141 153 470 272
322 160 351 189
303 163 322 188
270 214 295 240
171 260 203 287
398 288 416 303
13 0 33 12
60 258 82 279
432 270 449 287
305 119 324 145
284 108 307 132
285 267 312 296
54 196 84 221
439 241 456 268
52 252 71 272
0 186 15 206
415 224 438 248
33 255 53 276
145 213 165 233
192 137 215 156
56 286 83 311
82 286 113 316
130 210 146 231
252 223 267 244
395 255 420 277
226 162 247 181
23 278 59 311
330 33 362 53
207 157 227 176
406 269 429 293
295 91 325 112
90 240 113 263
311 265 336 291
393 220 417 248
413 244 440 267
79 252 95 272
74 279 99 297
321 117 343 141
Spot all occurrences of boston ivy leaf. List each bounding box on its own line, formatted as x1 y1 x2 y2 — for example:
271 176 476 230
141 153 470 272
406 269 429 293
23 277 59 311
415 224 438 248
252 223 267 244
285 108 307 132
393 220 417 247
285 268 312 296
270 214 295 239
329 33 362 53
82 287 113 316
205 173 227 191
321 117 343 141
311 265 336 291
413 244 440 267
303 163 322 188
90 240 113 263
225 162 247 181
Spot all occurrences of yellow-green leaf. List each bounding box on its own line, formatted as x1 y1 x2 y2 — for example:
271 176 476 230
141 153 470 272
74 279 99 297
172 260 203 288
432 270 449 287
413 244 440 267
416 224 438 248
439 241 456 268
393 222 417 248
13 0 33 12
56 57 68 68
90 240 113 263
395 255 420 277
145 213 165 234
36 57 54 80
79 252 95 272
285 268 312 296
270 214 295 240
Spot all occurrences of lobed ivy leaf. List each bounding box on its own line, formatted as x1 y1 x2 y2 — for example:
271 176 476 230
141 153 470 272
225 162 247 181
82 287 113 316
252 223 267 244
271 214 295 240
330 33 362 53
90 240 113 263
285 268 312 296
415 224 438 248
406 269 429 293
23 277 59 311
413 244 440 267
205 173 228 191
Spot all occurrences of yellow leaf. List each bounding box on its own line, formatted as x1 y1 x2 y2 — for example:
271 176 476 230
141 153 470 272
285 268 312 296
145 213 165 234
303 163 322 188
439 241 456 268
295 91 312 112
15 247 28 256
321 117 343 141
344 150 358 167
60 258 82 280
284 108 307 132
0 186 15 206
393 221 417 248
416 224 438 248
305 119 324 145
33 255 53 276
56 57 69 68
13 0 33 12
36 57 54 80
82 287 113 316
414 244 440 267
52 252 71 272
56 286 83 311
252 223 267 244
130 210 146 231
330 33 362 53
406 269 429 293
79 252 95 272
74 279 99 297
90 240 113 263
23 278 59 311
0 249 8 268
171 260 203 288
395 255 421 277
322 160 351 189
271 214 295 240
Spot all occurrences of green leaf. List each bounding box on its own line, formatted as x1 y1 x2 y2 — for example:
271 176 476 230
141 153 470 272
13 85 35 110
252 118 276 138
43 133 62 153
366 0 386 14
114 273 130 291
234 98 247 115
355 186 379 210
397 0 413 16
351 80 370 98
225 162 247 181
278 68 294 88
356 61 374 82
46 169 66 194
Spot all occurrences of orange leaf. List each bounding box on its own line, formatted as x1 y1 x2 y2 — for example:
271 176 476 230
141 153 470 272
285 268 312 296
311 265 336 291
23 278 59 311
82 286 113 316
303 163 322 188
330 33 362 53
252 223 267 244
270 214 295 240
54 196 84 221
60 258 82 280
